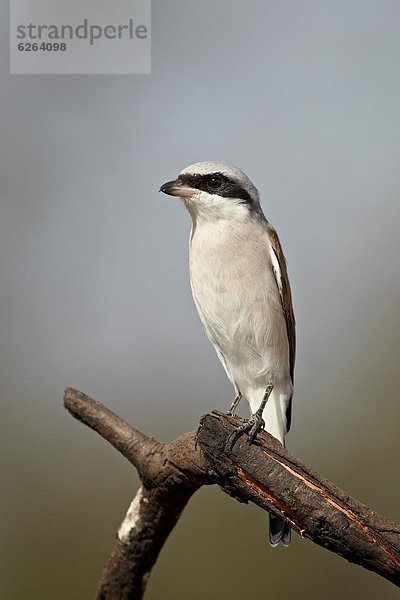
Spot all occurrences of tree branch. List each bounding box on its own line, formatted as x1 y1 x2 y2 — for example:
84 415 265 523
64 387 211 600
64 387 400 599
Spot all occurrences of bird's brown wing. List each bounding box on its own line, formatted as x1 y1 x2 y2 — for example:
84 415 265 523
267 224 296 431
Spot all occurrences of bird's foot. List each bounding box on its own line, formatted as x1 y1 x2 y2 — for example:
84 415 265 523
226 384 273 448
226 412 265 448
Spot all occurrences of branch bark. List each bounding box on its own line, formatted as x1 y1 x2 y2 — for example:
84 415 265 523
64 387 400 599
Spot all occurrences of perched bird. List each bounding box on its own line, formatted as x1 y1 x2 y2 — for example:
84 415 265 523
160 161 295 546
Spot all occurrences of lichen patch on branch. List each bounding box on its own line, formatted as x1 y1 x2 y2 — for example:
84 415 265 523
118 486 145 544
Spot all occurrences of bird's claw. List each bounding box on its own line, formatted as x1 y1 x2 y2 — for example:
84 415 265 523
247 415 265 444
226 413 265 449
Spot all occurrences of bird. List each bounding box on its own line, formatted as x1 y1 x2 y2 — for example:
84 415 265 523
160 161 295 547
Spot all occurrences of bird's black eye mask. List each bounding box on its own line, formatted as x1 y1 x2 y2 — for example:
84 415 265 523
177 172 253 204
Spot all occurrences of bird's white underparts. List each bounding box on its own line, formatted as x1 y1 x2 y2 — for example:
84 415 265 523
160 161 296 547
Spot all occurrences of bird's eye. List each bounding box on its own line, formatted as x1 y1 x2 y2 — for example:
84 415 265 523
208 175 223 190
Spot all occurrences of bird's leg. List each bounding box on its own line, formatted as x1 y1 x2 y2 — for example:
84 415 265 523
227 384 274 447
227 392 242 416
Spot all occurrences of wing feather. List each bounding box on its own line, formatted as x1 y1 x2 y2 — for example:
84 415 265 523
267 225 296 431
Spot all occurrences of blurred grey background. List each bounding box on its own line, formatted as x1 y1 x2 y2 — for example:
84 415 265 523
1 1 400 598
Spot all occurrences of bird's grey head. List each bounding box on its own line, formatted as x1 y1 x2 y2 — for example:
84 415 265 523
160 161 264 223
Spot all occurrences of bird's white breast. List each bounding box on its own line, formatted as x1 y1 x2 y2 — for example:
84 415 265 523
189 217 290 390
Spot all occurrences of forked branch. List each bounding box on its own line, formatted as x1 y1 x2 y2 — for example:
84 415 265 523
64 387 400 600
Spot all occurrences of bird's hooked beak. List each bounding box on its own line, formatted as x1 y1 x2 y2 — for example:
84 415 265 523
159 179 195 198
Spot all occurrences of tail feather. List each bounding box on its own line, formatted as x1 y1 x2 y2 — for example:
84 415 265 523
282 521 291 546
269 514 291 547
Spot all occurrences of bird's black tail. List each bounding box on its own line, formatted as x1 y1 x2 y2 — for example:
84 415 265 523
269 514 291 547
